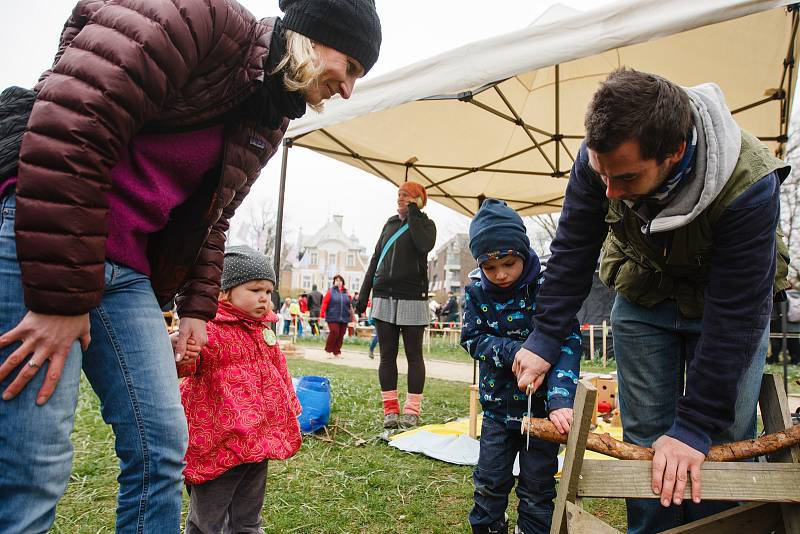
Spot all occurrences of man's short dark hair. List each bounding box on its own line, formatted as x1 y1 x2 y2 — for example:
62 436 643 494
312 284 317 291
584 68 692 163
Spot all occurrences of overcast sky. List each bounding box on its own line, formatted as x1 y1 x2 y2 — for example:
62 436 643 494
0 0 614 255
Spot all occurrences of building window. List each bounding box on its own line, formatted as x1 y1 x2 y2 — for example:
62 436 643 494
309 252 318 265
351 277 361 290
301 275 311 290
346 252 355 267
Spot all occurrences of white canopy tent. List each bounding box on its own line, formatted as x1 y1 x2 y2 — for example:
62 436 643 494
271 0 799 273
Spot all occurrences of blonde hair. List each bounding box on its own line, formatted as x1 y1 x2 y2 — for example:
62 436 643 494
272 30 325 112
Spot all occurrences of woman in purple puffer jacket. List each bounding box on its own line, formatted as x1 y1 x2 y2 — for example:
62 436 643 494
0 1 381 532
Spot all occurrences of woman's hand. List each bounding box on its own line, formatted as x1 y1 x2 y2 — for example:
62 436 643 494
0 311 91 405
170 332 201 366
174 317 207 362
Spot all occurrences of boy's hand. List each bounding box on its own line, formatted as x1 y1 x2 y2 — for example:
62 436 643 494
549 408 573 434
512 347 551 392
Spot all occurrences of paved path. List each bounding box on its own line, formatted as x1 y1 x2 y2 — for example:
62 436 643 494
295 346 476 383
292 345 800 413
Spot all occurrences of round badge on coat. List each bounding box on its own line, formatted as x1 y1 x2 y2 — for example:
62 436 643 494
263 328 277 346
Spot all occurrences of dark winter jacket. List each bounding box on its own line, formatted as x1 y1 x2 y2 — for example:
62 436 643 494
0 87 35 181
13 0 291 320
461 258 581 428
320 286 352 324
357 203 436 309
441 295 459 321
307 289 324 316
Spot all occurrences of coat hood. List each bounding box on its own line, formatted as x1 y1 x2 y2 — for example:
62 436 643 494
646 83 742 233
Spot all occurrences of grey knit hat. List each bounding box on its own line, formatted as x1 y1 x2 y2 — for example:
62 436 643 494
220 246 276 290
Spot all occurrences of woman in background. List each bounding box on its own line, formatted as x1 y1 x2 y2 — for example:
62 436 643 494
321 275 352 357
355 182 436 429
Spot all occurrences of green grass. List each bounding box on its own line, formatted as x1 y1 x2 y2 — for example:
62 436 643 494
765 362 800 394
55 360 627 532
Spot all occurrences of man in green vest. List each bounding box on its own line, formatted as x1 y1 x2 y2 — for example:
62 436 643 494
511 68 789 533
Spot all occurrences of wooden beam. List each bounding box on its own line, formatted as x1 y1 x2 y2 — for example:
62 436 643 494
759 374 800 464
660 502 781 534
551 380 597 534
565 501 621 534
577 460 800 502
759 374 800 534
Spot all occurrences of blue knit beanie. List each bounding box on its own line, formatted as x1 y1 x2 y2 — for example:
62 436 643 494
468 199 530 265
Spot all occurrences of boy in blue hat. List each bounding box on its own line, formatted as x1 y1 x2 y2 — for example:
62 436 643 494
462 199 581 534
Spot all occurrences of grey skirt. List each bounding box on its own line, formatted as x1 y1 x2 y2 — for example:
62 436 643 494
370 297 429 326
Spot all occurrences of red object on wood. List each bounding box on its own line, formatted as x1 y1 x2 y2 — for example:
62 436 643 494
597 400 612 414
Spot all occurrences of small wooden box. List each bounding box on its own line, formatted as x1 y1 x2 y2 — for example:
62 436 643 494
590 374 617 422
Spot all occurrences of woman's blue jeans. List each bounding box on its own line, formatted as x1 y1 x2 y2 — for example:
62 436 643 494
0 194 188 533
611 294 766 534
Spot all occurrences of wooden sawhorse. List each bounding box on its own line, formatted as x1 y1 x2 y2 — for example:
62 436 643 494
551 374 800 534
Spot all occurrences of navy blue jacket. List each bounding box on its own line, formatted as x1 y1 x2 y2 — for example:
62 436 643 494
461 265 581 428
524 142 781 453
321 286 352 324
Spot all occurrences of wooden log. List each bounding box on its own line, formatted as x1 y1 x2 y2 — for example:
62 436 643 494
521 416 800 462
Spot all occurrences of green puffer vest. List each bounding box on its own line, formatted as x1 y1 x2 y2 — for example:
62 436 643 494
599 131 791 319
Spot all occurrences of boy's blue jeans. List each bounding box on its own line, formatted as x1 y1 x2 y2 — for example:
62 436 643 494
0 193 188 533
612 294 766 534
470 410 559 534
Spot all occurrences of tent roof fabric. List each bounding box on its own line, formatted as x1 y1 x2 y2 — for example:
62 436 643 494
286 0 798 216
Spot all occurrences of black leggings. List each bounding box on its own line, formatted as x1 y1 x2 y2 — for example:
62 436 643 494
374 319 426 394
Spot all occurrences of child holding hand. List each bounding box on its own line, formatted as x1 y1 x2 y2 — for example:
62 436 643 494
461 200 581 534
177 246 301 533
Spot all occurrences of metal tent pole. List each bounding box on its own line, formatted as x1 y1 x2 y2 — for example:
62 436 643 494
274 139 291 287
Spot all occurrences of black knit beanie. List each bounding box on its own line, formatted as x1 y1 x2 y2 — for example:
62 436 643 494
279 0 382 74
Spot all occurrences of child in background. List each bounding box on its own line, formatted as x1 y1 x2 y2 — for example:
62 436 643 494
177 246 301 533
461 199 581 534
289 298 303 336
280 297 293 335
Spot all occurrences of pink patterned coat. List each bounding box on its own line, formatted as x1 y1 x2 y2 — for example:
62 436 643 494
180 301 302 484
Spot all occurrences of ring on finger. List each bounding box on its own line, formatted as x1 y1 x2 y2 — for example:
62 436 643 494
27 359 42 369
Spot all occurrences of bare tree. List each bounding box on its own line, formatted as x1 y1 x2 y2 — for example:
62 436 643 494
242 201 293 267
525 212 560 256
781 112 800 282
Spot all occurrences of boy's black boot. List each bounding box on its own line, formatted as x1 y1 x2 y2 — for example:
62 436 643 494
471 523 508 534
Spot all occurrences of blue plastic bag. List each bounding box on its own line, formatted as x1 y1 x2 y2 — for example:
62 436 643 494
295 376 331 433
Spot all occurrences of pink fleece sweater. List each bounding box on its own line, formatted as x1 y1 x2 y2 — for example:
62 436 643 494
105 125 225 275
1 125 225 276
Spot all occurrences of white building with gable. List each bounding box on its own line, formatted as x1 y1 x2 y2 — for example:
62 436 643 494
290 215 370 293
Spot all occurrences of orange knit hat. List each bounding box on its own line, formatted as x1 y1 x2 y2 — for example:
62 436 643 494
399 181 427 207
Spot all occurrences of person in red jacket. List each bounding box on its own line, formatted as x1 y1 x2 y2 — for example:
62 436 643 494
320 275 353 357
177 246 301 533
